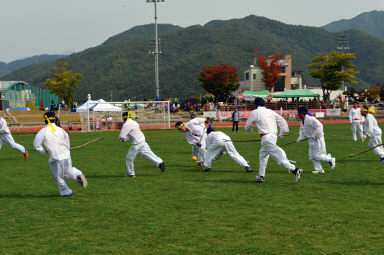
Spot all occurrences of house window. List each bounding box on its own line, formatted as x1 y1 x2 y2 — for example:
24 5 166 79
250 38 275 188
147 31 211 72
245 72 249 80
253 74 256 80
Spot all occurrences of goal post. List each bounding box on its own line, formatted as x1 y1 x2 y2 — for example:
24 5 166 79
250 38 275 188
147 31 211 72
77 101 170 132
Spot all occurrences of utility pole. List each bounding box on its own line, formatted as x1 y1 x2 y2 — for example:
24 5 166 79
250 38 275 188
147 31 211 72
147 0 165 99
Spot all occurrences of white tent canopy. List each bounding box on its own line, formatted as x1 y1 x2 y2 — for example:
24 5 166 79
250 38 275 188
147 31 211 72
76 99 122 112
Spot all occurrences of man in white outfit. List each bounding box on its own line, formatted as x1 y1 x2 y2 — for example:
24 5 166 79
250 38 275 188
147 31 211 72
203 127 253 172
33 112 87 197
245 98 303 183
360 105 384 161
0 112 28 159
349 102 366 142
296 107 336 174
175 117 207 166
119 111 165 177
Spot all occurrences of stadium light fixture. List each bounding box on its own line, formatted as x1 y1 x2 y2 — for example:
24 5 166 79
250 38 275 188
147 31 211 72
146 0 165 100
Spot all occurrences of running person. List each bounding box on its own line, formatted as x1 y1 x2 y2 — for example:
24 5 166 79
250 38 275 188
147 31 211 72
119 111 165 177
360 105 384 161
203 127 253 172
175 117 207 166
296 107 336 174
33 111 87 197
0 112 28 159
245 98 303 183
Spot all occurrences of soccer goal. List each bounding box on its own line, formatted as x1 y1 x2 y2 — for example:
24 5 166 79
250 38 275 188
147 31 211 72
71 101 170 132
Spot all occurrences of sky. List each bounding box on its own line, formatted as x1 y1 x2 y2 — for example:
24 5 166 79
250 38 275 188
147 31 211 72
0 0 383 63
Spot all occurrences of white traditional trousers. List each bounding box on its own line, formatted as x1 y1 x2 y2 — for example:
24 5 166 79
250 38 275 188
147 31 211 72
48 157 82 196
259 134 296 177
191 133 207 163
0 133 25 153
308 136 332 171
368 135 384 159
351 121 364 141
203 140 249 169
192 144 206 164
126 142 163 176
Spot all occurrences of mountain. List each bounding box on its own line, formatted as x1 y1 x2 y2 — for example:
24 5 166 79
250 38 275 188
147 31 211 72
322 10 384 40
101 24 182 46
0 54 67 77
3 16 384 102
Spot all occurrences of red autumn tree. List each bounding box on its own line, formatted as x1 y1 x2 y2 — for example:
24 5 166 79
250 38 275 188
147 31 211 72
255 50 284 92
198 64 239 102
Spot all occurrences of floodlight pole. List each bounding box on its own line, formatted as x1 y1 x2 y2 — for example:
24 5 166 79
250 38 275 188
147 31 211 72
337 32 350 90
147 0 164 99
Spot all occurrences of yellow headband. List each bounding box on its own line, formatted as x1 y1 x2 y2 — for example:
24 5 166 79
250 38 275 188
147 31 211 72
175 122 185 130
44 115 56 132
361 106 375 114
123 111 136 120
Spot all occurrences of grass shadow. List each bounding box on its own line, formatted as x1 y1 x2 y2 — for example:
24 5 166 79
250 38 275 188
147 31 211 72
186 179 257 184
86 175 127 178
314 180 384 186
87 173 160 178
0 194 59 199
0 158 20 161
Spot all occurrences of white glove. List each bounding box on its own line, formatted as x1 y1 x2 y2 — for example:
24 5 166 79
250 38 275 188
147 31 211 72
296 137 303 143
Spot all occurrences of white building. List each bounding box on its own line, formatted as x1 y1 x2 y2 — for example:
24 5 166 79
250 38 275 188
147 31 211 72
239 55 302 93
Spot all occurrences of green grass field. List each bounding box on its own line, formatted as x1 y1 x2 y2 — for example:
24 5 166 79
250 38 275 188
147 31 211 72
0 124 383 254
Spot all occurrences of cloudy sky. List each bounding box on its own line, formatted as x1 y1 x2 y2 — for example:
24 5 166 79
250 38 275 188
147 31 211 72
0 0 383 62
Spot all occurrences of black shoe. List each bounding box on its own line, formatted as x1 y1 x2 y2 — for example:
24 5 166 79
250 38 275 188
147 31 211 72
158 162 165 172
196 162 204 168
125 174 136 178
204 168 211 172
245 166 254 172
256 176 265 183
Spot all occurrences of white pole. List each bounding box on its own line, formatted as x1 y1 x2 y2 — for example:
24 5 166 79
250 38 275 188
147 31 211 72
154 0 160 99
87 102 90 132
162 102 166 127
167 101 170 129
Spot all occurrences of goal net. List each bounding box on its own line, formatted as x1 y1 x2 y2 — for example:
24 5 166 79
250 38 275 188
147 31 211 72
69 101 170 132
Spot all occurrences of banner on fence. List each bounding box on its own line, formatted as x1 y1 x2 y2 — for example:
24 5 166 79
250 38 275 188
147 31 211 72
326 108 341 116
205 108 338 120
